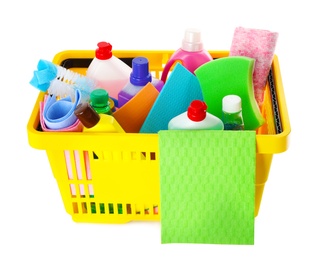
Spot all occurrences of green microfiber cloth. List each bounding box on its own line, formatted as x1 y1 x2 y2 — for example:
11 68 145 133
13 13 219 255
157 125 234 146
194 56 265 130
159 130 256 245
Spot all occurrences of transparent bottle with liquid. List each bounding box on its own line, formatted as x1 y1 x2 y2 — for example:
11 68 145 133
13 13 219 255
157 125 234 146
86 42 132 101
222 95 244 130
118 56 164 107
161 28 213 83
168 100 224 130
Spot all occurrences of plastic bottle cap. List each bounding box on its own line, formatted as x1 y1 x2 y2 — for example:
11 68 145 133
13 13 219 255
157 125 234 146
181 28 204 52
95 42 113 60
222 95 242 113
130 57 152 86
90 89 109 108
74 102 100 128
187 100 207 121
90 89 111 114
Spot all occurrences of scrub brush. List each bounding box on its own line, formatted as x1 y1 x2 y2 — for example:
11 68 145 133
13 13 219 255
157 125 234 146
30 59 98 102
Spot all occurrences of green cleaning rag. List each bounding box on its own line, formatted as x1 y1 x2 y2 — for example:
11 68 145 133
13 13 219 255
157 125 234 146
158 130 256 245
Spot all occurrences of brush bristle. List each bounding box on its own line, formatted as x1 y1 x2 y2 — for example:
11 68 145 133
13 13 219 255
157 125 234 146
48 65 97 102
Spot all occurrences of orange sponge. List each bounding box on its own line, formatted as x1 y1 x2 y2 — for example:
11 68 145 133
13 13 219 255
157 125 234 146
113 82 159 133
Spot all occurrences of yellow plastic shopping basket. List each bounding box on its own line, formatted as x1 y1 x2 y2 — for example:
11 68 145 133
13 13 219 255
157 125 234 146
27 50 291 223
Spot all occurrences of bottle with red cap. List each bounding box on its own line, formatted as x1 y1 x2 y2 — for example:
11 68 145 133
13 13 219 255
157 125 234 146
86 42 132 102
168 100 224 130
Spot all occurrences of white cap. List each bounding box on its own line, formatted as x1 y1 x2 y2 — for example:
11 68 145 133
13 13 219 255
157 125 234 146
181 28 204 52
222 95 242 113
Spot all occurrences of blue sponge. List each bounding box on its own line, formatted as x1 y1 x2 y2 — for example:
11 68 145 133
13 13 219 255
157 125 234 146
140 63 203 133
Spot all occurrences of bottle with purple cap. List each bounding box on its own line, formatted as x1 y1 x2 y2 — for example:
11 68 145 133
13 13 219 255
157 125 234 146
118 56 164 107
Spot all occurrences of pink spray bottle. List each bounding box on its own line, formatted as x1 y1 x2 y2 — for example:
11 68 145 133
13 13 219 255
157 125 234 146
161 28 213 83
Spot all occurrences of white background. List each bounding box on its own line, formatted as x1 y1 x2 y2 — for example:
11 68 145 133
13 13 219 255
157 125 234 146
0 0 311 259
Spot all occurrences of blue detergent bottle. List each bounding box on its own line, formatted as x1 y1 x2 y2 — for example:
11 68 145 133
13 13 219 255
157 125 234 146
118 56 164 107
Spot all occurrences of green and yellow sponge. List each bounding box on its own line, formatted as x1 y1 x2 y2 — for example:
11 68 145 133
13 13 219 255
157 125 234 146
195 56 265 130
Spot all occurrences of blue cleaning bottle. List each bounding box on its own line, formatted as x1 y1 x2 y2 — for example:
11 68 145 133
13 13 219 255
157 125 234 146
118 56 164 107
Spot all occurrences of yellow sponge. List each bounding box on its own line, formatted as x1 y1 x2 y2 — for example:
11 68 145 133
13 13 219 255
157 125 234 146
195 56 264 130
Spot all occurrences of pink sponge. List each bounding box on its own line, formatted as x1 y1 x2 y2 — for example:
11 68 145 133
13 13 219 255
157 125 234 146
229 27 278 107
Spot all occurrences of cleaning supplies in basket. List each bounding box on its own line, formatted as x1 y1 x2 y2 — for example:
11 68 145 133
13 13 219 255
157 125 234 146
86 42 132 102
160 28 213 83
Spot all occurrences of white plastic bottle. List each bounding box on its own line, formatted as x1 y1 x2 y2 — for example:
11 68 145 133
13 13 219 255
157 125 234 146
86 42 132 101
168 100 224 130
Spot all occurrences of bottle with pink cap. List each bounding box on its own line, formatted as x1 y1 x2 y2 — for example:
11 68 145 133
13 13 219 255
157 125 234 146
168 100 224 130
161 28 213 83
86 42 132 102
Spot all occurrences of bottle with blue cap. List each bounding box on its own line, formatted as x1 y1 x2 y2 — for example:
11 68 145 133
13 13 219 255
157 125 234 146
118 56 164 107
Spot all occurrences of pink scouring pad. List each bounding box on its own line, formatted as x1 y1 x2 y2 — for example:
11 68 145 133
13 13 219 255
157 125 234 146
229 26 279 107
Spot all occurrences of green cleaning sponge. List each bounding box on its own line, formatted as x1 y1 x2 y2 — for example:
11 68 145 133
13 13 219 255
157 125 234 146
194 56 265 130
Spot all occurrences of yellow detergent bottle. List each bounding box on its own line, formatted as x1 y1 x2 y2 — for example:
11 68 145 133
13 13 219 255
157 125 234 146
74 102 125 215
74 102 125 133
